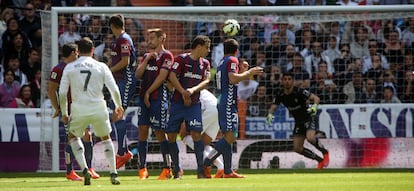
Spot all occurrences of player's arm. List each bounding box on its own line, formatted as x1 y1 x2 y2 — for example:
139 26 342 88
146 68 169 95
168 70 187 96
266 97 279 125
47 81 60 118
104 66 124 121
135 53 156 79
228 60 263 85
110 55 129 73
58 71 70 124
188 72 210 95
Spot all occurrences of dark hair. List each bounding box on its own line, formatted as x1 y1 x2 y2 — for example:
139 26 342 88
18 84 31 98
3 69 15 78
223 38 238 55
61 42 77 57
383 86 394 93
76 37 94 54
109 14 124 29
282 71 294 78
191 35 211 49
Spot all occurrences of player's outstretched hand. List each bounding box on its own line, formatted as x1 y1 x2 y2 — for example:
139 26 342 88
265 113 274 125
112 107 124 122
248 66 264 76
307 104 318 116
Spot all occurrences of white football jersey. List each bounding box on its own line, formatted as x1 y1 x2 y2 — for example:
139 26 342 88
59 56 122 116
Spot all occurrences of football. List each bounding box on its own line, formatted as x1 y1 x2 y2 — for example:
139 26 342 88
223 19 240 36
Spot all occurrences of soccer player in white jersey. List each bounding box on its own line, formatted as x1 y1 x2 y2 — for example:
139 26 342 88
180 89 225 178
59 37 124 186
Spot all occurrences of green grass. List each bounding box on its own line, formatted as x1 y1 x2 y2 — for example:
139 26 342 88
0 169 413 191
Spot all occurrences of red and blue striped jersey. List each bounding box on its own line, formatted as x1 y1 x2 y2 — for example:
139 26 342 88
216 55 239 106
110 32 136 82
170 53 210 104
139 50 174 100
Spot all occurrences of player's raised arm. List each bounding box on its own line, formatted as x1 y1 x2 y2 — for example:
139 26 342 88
228 64 263 85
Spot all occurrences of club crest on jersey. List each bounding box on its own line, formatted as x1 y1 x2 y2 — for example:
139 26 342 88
121 43 129 53
163 59 172 68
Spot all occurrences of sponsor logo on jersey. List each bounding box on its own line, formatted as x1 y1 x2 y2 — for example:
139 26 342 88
146 65 158 71
172 62 179 69
189 119 202 126
184 72 202 79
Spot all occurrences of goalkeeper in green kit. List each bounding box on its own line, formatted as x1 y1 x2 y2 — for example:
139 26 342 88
266 72 329 170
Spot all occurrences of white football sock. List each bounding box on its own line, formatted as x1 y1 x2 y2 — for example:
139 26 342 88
102 139 117 174
70 137 88 170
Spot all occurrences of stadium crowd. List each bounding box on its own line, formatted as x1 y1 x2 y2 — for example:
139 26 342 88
0 0 413 121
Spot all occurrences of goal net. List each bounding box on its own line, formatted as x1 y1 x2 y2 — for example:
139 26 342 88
39 6 414 172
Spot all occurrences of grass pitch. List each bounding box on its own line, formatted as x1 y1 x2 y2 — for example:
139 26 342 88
0 169 413 191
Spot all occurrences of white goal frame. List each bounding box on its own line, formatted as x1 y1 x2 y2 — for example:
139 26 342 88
40 5 414 172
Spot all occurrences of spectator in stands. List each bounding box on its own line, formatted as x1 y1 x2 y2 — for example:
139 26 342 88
295 22 317 50
382 70 398 97
116 0 133 6
317 79 346 104
333 44 353 88
403 68 414 102
21 48 41 81
264 65 283 96
7 55 28 86
58 14 68 36
321 36 341 65
19 2 42 48
83 16 105 46
402 17 414 49
363 78 381 103
381 29 405 66
381 85 401 103
297 29 313 58
29 68 41 107
58 19 81 47
265 32 285 67
342 21 375 45
304 40 334 79
323 22 341 51
289 52 311 89
364 54 385 83
125 17 145 43
9 84 34 108
2 18 32 63
275 23 295 46
361 39 389 74
312 61 333 92
94 33 113 62
343 71 367 104
5 33 30 68
278 43 295 72
338 0 359 6
0 69 20 107
0 8 14 38
72 0 91 26
350 26 369 59
247 84 272 117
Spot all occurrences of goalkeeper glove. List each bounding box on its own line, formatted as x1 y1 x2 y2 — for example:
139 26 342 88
266 113 275 125
307 104 318 116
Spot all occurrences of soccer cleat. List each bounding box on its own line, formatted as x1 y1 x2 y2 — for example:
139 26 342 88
82 168 92 185
89 168 100 179
223 171 246 178
116 151 133 169
138 167 149 180
197 166 211 179
214 169 224 178
317 160 324 170
173 168 184 180
158 168 172 180
66 170 82 181
323 152 330 167
110 173 120 185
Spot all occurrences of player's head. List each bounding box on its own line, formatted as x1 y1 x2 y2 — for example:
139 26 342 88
62 42 78 61
109 14 125 34
76 37 94 56
191 35 211 58
147 28 166 49
223 38 238 55
282 71 294 89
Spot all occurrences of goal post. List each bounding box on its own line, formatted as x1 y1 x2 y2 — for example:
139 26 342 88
39 5 414 172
